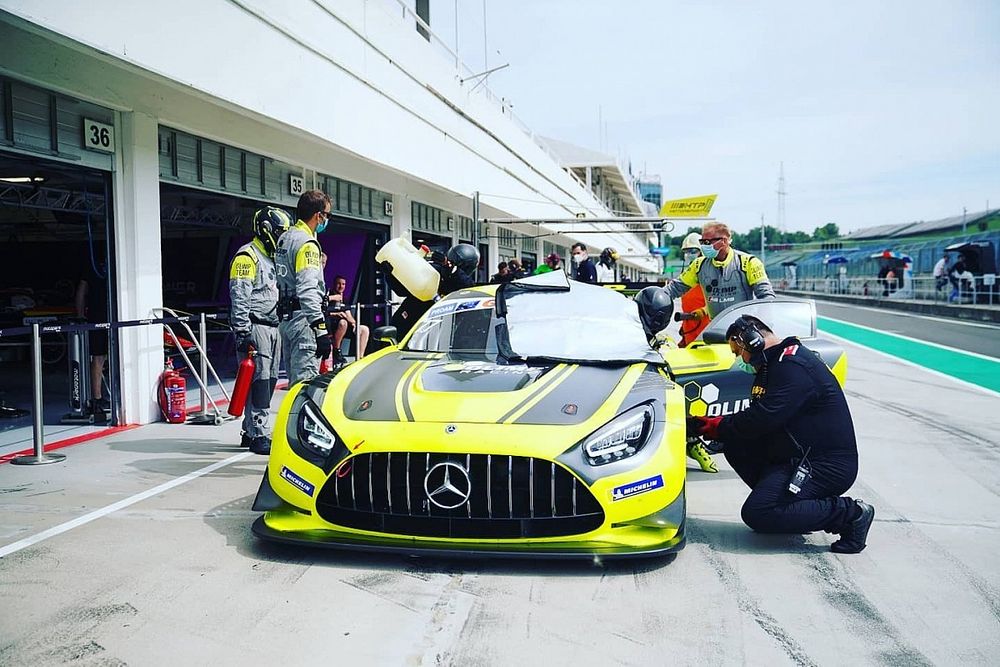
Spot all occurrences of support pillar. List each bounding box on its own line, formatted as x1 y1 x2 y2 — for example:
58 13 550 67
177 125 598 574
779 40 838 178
114 111 163 424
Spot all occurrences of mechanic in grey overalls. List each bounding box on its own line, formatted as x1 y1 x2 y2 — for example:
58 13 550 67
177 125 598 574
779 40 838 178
275 190 333 387
230 206 291 455
660 221 775 315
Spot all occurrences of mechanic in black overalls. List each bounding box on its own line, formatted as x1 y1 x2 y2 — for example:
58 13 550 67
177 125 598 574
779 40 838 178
688 315 875 553
384 243 479 339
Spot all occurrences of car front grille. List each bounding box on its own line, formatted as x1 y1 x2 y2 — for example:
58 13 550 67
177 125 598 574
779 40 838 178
314 452 604 539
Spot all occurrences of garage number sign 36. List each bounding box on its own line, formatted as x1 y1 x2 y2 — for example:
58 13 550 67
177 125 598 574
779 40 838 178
83 118 115 153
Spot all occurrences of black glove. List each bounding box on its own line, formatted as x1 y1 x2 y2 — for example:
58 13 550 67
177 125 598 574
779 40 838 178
235 330 252 356
312 320 333 359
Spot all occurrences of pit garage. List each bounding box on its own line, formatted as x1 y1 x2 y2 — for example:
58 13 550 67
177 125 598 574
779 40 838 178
156 126 393 370
0 77 120 443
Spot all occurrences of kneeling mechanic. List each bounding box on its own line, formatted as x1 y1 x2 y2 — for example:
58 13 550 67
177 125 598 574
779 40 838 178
688 315 875 553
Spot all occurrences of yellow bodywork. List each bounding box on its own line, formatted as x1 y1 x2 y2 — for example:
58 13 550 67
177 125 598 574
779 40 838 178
260 348 688 555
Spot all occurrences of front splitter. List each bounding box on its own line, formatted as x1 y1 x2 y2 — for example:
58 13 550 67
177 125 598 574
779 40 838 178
251 516 684 561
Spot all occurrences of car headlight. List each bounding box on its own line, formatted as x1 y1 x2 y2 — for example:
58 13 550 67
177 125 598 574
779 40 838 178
297 401 336 458
582 404 654 466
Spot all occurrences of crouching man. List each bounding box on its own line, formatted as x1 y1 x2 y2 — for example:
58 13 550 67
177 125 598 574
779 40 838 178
688 315 875 553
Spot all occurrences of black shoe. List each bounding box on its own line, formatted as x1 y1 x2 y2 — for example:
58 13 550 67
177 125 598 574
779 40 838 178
831 500 875 554
249 437 271 456
240 432 252 448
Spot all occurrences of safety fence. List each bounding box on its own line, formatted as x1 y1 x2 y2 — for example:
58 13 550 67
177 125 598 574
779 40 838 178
779 275 997 306
0 301 400 465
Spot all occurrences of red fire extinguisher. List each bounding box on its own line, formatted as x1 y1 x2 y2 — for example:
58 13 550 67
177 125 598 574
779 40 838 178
228 347 256 417
160 358 187 424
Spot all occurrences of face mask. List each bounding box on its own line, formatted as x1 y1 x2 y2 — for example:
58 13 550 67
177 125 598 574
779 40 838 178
316 220 328 233
735 357 756 374
701 244 720 261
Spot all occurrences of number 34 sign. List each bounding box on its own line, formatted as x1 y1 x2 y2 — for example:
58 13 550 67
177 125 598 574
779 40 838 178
83 118 115 154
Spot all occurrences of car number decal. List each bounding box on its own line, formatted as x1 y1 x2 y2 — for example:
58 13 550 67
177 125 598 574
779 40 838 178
280 466 315 497
611 474 663 501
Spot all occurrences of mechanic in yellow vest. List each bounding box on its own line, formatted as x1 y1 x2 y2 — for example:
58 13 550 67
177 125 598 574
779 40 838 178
275 190 333 387
661 221 775 316
230 206 291 454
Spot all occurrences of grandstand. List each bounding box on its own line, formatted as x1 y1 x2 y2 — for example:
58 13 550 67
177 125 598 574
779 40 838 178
763 209 1000 282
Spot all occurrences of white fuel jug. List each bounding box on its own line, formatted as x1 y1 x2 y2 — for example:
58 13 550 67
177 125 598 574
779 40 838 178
375 237 440 301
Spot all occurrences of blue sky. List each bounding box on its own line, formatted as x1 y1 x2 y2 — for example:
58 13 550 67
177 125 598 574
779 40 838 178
426 1 999 234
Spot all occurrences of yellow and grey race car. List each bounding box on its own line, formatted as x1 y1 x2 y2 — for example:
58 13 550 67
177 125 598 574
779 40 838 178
251 272 844 559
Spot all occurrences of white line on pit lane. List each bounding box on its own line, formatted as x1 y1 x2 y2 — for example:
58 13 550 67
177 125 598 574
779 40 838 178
819 315 1000 362
817 328 1000 399
0 451 254 559
818 302 1000 330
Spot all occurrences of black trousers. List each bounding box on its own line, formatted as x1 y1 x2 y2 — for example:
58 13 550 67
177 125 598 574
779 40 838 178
724 442 859 535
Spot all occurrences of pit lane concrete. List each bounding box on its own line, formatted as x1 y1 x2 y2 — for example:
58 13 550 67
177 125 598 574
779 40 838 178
1 335 998 665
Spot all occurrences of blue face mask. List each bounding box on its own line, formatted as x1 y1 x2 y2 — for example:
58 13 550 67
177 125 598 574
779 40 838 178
701 243 720 261
316 220 328 234
735 357 756 374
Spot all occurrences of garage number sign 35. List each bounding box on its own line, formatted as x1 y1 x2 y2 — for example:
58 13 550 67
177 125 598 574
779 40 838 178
83 118 115 153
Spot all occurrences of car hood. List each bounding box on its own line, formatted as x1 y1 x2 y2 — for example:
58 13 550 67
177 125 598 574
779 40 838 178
337 352 633 425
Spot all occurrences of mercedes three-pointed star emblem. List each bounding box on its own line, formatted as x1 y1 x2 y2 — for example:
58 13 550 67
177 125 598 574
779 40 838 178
423 461 472 509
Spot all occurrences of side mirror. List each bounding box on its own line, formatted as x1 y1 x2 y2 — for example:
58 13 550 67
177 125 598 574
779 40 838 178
373 325 398 346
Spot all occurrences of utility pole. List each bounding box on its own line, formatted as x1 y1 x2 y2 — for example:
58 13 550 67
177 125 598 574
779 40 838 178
760 213 766 264
776 161 787 232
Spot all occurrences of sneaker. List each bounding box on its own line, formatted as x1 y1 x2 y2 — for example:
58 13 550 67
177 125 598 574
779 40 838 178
831 500 875 554
703 439 725 455
686 439 718 473
249 437 271 456
240 432 252 448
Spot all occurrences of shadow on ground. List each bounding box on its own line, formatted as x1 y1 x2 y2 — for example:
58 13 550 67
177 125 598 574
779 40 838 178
202 493 680 578
686 516 830 555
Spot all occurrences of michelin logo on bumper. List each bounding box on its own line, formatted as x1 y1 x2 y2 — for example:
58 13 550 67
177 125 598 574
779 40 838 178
280 466 315 497
611 474 664 501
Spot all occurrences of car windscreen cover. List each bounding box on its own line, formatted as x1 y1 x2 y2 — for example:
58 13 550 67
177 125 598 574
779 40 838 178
496 271 661 365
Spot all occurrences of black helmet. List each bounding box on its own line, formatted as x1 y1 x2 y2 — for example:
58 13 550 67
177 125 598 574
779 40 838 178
600 247 619 268
634 286 674 336
446 243 480 274
252 207 292 256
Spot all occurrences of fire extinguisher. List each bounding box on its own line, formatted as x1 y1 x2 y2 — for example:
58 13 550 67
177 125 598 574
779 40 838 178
160 358 187 424
228 347 256 417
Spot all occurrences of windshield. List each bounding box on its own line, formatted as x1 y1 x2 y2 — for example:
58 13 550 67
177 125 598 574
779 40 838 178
402 273 661 365
497 271 661 364
404 294 499 354
700 298 817 343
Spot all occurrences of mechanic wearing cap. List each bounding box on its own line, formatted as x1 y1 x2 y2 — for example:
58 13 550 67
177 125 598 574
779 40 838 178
276 190 333 387
596 247 618 283
677 233 709 347
533 252 563 275
658 222 774 317
689 314 875 554
230 206 291 454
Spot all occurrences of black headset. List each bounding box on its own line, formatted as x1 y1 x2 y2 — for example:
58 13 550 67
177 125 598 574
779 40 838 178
731 315 766 365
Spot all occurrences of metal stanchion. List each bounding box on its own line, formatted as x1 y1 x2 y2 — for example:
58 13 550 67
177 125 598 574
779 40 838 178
12 324 66 466
199 313 208 415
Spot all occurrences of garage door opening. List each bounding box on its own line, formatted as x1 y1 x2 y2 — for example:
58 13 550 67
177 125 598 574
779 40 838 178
0 151 118 449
